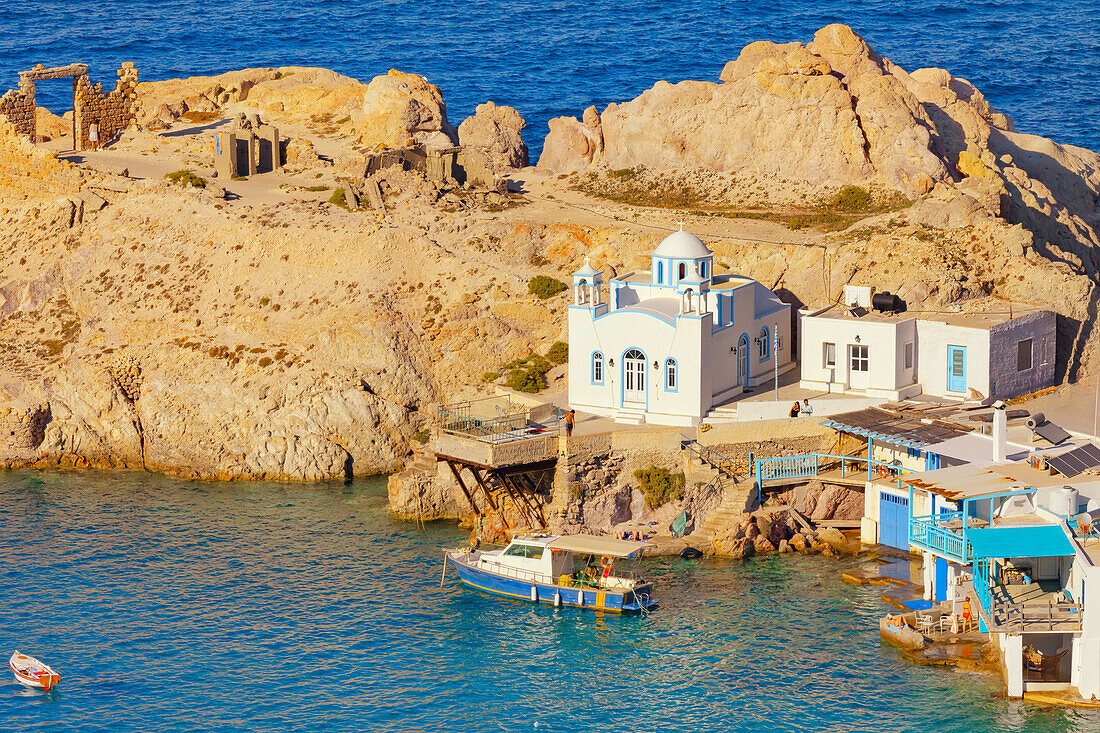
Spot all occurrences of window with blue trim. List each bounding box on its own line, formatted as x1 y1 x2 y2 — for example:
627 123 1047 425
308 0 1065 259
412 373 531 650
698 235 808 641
665 359 677 391
657 261 664 284
758 327 770 361
592 351 604 384
678 263 686 280
700 260 707 278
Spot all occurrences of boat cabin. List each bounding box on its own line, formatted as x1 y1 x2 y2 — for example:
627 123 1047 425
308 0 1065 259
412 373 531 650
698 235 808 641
475 533 649 590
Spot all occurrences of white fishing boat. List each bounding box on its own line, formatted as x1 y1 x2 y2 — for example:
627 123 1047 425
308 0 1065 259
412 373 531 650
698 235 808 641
9 651 60 690
443 533 658 613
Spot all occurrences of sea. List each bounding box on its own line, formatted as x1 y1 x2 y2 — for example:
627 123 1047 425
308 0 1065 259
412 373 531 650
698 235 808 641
1 470 1098 732
0 1 1098 160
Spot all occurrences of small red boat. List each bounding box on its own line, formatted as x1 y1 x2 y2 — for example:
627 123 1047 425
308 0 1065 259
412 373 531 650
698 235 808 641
9 651 60 690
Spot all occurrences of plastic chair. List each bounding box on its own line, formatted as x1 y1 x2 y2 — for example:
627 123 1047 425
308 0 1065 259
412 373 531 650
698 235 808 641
915 612 934 634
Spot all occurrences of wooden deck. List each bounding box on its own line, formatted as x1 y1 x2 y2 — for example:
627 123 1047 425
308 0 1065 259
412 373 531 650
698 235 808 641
763 467 868 489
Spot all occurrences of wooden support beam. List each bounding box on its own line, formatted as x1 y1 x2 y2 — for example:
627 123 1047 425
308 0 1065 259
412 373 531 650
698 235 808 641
445 460 481 517
468 466 500 512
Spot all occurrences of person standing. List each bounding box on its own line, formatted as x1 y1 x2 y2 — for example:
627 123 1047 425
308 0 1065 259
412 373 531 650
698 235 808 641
87 119 100 151
961 595 974 632
564 409 576 437
800 399 814 416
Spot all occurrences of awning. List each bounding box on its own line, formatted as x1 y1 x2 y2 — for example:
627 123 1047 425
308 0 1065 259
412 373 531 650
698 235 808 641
547 534 650 558
966 524 1076 559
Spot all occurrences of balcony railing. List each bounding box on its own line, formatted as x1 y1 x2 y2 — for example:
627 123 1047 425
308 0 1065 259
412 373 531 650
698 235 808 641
910 514 971 562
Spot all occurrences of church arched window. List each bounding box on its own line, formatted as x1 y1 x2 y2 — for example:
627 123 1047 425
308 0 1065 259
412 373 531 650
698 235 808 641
700 260 707 278
758 327 770 361
657 261 664 284
665 359 677 391
592 352 604 384
678 263 686 280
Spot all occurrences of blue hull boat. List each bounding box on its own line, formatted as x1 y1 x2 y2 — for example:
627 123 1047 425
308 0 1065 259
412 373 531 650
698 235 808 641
444 533 657 614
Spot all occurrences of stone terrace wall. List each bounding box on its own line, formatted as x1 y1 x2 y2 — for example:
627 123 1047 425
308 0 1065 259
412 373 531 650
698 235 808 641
0 86 35 140
75 63 138 149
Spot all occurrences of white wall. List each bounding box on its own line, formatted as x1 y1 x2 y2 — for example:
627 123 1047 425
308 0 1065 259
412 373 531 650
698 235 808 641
798 314 918 397
916 321 991 399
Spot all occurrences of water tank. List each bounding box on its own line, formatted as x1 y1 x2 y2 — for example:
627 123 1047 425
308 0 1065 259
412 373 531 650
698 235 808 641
1026 412 1046 430
1049 485 1079 517
871 292 903 313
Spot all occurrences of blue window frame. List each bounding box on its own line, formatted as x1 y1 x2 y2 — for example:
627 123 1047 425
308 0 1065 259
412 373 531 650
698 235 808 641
678 262 686 280
758 327 770 361
665 358 677 391
700 260 707 278
592 351 604 384
657 261 664 284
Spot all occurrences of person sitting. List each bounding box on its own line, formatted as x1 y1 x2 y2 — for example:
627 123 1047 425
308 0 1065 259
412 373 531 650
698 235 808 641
788 401 801 418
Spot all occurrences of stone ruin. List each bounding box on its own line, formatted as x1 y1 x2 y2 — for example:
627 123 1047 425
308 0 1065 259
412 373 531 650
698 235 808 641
214 112 283 179
341 142 508 211
0 62 138 150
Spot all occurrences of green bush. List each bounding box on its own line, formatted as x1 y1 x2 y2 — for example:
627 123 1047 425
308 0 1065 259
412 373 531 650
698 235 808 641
634 467 685 509
413 429 430 444
528 275 567 299
504 353 551 393
329 188 348 208
481 371 500 383
165 169 207 188
830 185 872 212
546 341 569 365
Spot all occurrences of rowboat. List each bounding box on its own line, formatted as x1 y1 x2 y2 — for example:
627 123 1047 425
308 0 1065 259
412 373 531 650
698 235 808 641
9 651 60 690
443 533 658 613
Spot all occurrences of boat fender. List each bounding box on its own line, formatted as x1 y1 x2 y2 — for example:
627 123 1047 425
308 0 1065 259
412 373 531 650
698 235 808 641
680 547 703 560
554 591 561 607
530 586 538 602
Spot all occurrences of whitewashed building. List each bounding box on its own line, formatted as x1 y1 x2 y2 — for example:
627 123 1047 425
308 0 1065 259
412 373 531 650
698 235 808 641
567 228 794 426
799 285 1055 401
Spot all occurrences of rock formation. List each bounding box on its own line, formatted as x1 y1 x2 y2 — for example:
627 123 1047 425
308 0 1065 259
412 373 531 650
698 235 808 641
457 101 529 172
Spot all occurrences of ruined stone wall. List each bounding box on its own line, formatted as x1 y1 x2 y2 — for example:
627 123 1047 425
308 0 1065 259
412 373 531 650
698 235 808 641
0 404 48 464
0 86 35 141
0 117 83 200
75 63 138 149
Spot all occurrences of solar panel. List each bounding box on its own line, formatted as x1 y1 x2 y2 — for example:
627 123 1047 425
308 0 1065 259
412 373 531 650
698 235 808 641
1034 420 1072 446
1046 442 1100 477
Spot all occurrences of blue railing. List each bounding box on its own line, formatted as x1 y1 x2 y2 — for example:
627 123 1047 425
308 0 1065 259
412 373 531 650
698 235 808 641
909 514 971 561
756 454 818 481
974 558 992 618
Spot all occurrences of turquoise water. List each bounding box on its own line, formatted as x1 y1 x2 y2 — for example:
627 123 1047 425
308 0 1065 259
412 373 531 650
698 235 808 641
0 1 1098 158
2 470 1098 731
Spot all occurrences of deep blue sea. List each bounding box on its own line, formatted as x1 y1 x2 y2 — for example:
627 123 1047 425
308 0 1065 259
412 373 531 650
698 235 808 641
2 470 1099 732
0 1 1097 159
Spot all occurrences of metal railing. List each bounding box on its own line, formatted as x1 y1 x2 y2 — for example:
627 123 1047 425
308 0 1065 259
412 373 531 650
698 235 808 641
681 440 745 477
910 514 971 561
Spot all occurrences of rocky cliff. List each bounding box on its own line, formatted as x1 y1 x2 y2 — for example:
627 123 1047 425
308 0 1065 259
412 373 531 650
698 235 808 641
1 26 1099 482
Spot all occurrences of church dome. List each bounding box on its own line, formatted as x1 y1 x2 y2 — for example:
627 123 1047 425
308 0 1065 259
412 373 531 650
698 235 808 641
652 229 712 259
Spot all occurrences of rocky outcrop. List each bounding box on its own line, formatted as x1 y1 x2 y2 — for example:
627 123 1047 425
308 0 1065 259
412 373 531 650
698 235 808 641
773 480 865 521
458 101 529 173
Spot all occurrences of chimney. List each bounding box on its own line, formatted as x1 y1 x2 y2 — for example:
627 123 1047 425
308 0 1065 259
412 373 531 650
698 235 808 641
992 401 1007 463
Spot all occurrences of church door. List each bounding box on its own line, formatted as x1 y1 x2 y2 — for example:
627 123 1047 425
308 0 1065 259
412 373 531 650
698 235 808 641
737 335 748 387
623 349 646 405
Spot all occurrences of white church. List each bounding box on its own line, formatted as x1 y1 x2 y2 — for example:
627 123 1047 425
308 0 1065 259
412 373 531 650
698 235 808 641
567 228 795 426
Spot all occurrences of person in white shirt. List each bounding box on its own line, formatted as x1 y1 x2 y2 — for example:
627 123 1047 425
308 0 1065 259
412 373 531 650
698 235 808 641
800 399 814 416
88 120 100 151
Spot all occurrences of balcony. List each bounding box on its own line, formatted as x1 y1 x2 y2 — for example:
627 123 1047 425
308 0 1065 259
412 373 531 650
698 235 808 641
909 512 973 562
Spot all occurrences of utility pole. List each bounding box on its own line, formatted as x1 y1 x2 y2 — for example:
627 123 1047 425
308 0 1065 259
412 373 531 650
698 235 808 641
773 321 779 401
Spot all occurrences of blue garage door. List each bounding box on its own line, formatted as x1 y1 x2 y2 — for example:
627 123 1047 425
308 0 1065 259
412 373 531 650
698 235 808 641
879 492 910 550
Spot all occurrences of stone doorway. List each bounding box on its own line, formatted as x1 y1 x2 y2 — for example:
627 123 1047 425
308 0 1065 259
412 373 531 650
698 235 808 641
0 62 138 151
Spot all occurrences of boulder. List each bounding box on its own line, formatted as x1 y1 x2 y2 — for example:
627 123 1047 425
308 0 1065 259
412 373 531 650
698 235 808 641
777 539 791 553
817 526 848 548
753 536 776 554
458 101 529 173
789 533 807 552
357 69 457 150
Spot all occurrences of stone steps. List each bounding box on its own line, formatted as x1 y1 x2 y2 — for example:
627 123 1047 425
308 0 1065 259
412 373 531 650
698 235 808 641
688 477 757 547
